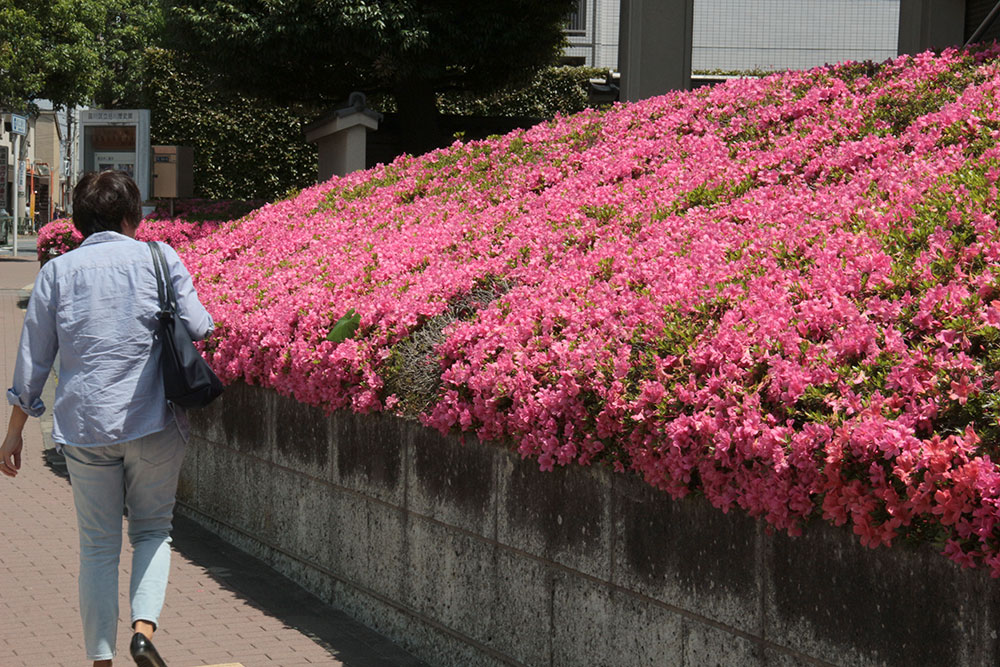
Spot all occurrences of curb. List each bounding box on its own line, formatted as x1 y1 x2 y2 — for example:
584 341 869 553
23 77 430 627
17 282 32 307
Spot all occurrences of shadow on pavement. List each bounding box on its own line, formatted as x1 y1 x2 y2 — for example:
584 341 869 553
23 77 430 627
169 513 427 667
42 449 70 481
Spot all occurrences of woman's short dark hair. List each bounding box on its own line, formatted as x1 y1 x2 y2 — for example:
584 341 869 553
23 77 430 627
72 171 142 238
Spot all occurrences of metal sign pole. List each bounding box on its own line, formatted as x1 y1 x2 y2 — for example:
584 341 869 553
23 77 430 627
11 133 18 257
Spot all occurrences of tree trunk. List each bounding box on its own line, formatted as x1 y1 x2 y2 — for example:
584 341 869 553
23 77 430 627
393 80 444 157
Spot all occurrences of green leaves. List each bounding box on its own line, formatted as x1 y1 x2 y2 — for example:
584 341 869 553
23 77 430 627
164 0 578 108
143 47 317 200
0 0 99 109
0 0 161 110
327 308 361 343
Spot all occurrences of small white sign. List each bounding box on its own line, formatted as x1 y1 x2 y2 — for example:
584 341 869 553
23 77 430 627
10 114 27 136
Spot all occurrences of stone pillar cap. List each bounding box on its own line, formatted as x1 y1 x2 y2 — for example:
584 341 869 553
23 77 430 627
304 93 383 143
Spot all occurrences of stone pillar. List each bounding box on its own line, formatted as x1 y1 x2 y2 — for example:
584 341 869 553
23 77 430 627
898 0 967 55
305 93 382 182
618 0 694 103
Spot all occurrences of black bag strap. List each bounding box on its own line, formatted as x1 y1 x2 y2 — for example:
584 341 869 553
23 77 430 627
148 241 177 314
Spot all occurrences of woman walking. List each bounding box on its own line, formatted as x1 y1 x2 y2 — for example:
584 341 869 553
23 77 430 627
1 171 214 667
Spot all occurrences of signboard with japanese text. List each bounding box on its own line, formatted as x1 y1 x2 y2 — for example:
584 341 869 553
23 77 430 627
10 114 27 136
81 109 141 124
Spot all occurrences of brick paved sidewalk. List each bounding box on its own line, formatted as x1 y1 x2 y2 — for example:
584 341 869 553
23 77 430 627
0 257 426 667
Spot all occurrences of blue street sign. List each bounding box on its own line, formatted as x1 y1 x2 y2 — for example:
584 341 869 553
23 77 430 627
11 114 27 136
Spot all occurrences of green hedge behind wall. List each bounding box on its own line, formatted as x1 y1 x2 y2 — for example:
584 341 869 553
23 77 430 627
143 48 318 201
142 51 608 200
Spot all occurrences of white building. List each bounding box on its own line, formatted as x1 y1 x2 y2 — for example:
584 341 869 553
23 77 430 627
565 0 901 72
564 0 622 69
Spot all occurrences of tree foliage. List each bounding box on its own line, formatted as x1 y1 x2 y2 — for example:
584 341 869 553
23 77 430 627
0 0 102 110
0 0 162 111
164 0 577 151
166 0 577 102
93 0 165 108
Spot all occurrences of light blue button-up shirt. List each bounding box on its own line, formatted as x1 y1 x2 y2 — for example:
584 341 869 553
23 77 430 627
7 231 214 446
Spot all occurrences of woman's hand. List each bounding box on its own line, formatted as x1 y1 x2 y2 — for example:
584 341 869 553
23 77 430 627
1 406 28 478
0 431 23 478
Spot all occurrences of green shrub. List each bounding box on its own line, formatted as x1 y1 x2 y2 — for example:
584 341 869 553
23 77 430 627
371 66 611 118
142 48 318 201
439 66 610 117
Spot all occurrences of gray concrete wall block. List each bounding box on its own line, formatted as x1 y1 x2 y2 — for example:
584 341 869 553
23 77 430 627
363 500 409 603
982 579 1000 666
764 519 985 667
610 474 762 635
552 574 685 666
312 489 409 604
266 466 333 566
272 391 332 479
403 519 498 643
407 426 498 538
488 548 554 666
607 593 686 667
219 382 276 455
176 434 203 507
496 451 612 580
681 620 762 667
241 451 281 541
761 646 816 667
193 440 251 533
551 573 616 666
326 579 516 667
185 398 226 445
332 411 407 505
316 489 371 581
313 488 372 587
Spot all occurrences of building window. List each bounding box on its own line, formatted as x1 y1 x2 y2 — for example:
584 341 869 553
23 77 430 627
566 0 587 35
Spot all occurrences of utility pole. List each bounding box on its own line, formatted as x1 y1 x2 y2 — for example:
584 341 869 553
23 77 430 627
65 107 75 211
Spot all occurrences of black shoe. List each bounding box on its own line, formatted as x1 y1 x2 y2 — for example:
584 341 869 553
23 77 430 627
130 632 167 667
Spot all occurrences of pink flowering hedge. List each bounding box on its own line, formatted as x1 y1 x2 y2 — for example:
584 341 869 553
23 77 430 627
36 219 83 262
136 199 264 247
181 47 1000 573
36 200 262 259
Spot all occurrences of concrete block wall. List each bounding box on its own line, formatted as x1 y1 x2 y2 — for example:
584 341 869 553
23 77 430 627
179 382 1000 666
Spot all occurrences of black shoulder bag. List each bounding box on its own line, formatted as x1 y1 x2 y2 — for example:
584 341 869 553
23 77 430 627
148 241 224 408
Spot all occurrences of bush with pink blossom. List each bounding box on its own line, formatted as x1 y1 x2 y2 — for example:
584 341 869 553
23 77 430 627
81 47 1000 573
35 199 262 262
137 199 264 247
36 218 83 263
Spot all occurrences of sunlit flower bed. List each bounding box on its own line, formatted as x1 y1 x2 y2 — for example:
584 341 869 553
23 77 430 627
177 47 1000 572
